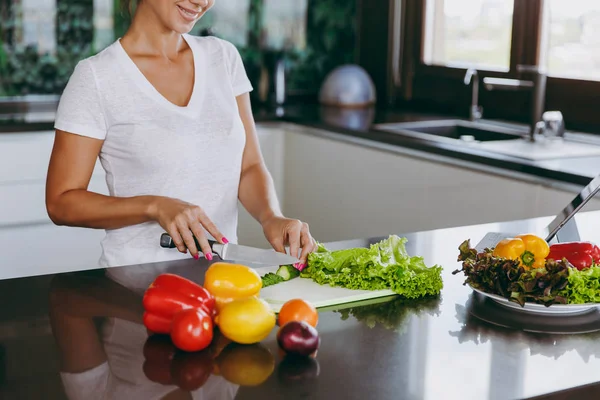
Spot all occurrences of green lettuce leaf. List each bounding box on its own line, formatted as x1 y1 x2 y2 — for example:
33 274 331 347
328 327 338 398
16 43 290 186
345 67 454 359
560 266 600 304
300 235 443 298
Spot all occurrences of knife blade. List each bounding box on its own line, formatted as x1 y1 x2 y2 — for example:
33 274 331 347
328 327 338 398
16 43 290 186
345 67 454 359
159 233 300 265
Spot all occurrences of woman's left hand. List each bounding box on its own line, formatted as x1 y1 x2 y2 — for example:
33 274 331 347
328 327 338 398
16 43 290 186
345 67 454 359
262 216 317 268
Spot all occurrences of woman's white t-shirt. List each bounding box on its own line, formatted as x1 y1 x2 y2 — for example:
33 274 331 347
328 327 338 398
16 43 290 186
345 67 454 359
54 34 253 286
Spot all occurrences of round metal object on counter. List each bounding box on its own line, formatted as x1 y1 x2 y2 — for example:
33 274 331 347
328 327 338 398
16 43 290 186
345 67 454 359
319 105 375 131
318 65 376 108
467 292 600 334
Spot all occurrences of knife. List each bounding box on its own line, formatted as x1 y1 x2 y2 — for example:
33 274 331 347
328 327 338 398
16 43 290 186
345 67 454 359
159 233 300 265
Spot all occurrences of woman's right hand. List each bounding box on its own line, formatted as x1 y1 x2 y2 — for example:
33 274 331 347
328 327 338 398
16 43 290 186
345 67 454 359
149 197 226 260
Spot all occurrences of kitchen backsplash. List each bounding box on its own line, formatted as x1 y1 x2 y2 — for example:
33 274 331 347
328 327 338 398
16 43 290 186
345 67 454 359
0 0 356 101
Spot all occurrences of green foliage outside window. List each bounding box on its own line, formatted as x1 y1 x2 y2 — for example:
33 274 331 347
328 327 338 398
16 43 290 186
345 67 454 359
0 0 356 97
0 0 94 96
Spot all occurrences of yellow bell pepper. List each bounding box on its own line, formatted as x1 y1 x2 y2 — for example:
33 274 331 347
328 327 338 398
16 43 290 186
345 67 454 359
204 262 262 311
492 234 549 269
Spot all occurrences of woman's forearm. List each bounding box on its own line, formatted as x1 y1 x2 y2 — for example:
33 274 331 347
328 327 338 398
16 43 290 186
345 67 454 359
238 163 283 225
47 189 159 230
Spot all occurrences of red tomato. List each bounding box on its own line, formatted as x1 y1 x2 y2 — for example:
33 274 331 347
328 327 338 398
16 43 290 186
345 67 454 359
171 309 213 352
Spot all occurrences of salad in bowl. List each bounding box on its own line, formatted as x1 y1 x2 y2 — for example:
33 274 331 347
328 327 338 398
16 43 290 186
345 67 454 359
453 234 600 308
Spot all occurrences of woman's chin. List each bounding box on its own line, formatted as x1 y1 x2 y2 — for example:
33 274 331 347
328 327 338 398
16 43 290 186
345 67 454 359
169 21 196 35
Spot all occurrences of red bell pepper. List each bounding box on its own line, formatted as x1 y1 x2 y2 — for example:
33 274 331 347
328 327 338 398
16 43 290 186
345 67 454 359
143 274 215 334
143 312 172 335
547 241 600 270
150 273 216 314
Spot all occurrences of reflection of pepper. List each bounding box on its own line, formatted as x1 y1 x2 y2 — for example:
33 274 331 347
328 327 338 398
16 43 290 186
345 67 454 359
143 274 215 334
492 234 549 269
547 241 600 270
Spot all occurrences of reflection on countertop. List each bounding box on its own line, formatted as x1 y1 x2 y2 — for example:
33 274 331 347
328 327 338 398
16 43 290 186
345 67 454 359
3 211 600 398
451 298 600 363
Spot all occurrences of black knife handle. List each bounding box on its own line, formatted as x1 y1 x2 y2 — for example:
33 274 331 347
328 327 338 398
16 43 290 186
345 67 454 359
160 233 216 251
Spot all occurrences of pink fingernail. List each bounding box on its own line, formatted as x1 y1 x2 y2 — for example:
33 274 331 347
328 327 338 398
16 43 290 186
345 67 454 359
205 253 213 261
222 237 229 244
293 262 306 270
193 253 199 260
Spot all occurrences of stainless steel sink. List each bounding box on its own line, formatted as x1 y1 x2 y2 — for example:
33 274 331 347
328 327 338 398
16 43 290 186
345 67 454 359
374 119 526 143
374 119 600 160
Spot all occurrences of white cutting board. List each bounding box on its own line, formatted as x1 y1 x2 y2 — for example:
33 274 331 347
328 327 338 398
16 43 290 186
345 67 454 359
256 265 396 312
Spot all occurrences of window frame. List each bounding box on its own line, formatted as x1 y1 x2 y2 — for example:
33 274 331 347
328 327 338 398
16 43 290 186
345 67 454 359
396 0 600 134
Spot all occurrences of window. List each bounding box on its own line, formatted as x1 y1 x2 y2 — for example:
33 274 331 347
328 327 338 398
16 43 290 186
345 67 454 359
0 0 253 97
543 0 600 81
20 0 58 54
262 0 308 50
192 0 250 46
423 0 514 71
398 0 600 133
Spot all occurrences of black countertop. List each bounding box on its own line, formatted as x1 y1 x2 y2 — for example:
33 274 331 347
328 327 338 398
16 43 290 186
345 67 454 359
3 102 600 188
4 211 600 399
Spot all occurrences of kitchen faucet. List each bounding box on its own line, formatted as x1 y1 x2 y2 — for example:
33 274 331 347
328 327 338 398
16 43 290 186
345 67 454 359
464 68 482 121
482 65 547 142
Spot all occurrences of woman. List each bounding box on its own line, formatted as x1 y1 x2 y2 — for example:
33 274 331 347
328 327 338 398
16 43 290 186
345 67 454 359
45 0 316 284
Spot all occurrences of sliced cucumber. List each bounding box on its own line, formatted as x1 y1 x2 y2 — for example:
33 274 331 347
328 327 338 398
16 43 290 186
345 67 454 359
276 265 300 281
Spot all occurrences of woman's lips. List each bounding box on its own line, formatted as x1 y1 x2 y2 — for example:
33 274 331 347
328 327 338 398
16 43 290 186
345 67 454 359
177 4 200 22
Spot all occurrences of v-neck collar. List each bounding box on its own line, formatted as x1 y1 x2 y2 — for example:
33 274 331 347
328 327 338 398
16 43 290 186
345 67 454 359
115 33 202 116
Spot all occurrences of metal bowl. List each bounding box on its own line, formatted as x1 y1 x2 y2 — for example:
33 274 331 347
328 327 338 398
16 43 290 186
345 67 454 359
318 65 376 108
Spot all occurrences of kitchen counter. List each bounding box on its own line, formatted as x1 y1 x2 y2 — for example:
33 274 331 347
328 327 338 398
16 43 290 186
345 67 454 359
270 104 600 189
4 102 600 190
3 211 600 399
